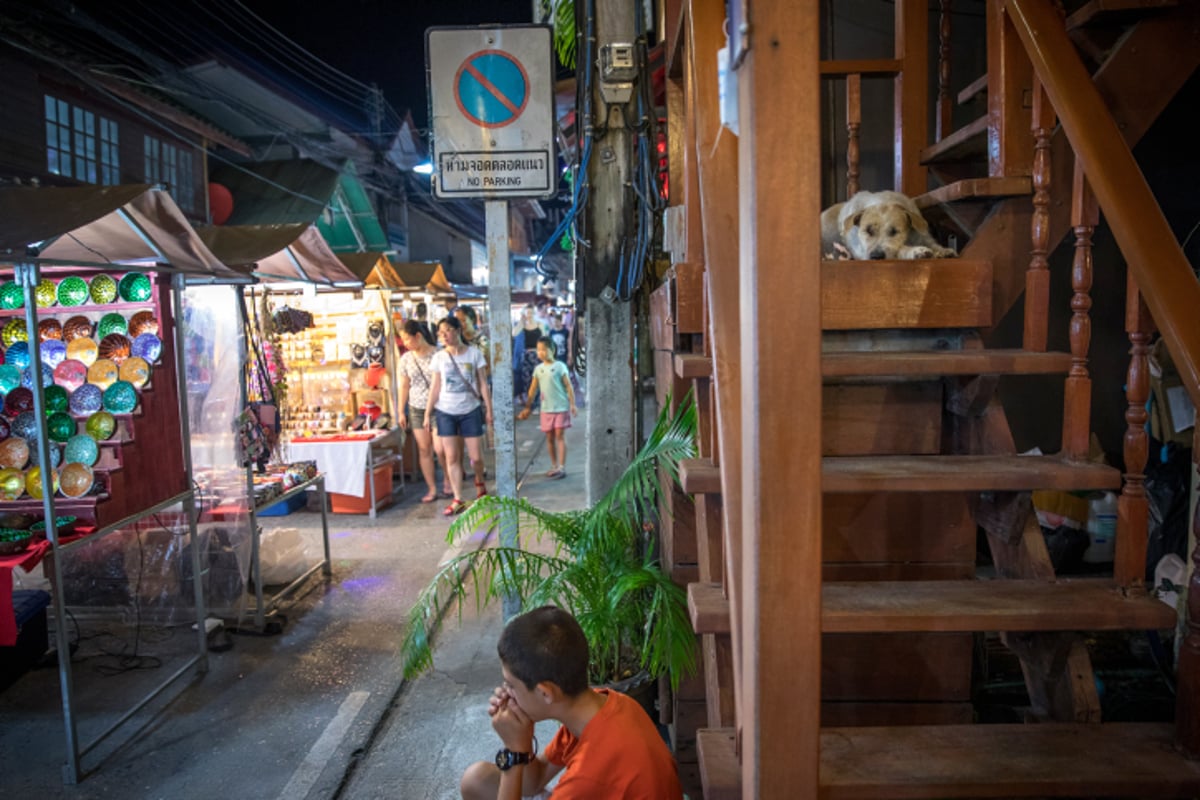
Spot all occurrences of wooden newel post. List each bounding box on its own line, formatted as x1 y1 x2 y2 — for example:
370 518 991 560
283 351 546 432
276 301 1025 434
1024 79 1054 351
1116 275 1152 587
846 75 861 198
1061 162 1095 461
1177 423 1200 756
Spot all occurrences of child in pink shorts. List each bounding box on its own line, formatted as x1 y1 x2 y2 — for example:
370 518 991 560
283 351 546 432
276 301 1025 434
517 337 577 478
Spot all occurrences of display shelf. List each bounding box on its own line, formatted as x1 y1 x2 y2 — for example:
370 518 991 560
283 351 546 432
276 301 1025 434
225 472 330 633
0 261 205 785
0 300 155 318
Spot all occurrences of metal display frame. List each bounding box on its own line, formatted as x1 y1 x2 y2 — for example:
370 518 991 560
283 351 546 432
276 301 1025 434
7 263 207 784
240 472 331 631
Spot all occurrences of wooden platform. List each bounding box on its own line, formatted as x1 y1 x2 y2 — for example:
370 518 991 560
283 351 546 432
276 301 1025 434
919 115 988 164
914 177 1032 209
689 579 1174 636
822 455 1121 492
820 722 1200 798
822 579 1176 633
822 349 1071 378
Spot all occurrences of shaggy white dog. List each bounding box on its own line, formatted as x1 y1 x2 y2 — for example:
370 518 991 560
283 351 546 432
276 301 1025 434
821 190 957 260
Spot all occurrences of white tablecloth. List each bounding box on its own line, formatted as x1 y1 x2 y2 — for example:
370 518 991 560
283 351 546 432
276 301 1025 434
286 439 372 497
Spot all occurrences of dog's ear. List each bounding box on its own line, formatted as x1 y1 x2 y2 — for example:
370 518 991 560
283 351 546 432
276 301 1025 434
905 207 931 235
842 211 864 235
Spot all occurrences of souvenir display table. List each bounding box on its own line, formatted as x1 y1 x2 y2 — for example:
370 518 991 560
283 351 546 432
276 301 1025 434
285 428 404 517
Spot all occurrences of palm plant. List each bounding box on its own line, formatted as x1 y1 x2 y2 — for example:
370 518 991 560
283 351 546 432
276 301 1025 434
400 393 698 690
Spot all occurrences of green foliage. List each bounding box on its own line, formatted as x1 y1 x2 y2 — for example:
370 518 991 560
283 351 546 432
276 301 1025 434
399 393 698 690
540 0 577 69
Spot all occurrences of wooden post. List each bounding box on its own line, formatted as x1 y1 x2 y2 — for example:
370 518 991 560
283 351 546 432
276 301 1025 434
689 0 745 733
846 75 861 197
1023 79 1053 352
1178 426 1200 756
1061 162 1096 461
737 0 823 793
936 0 953 142
894 0 929 195
1117 275 1153 587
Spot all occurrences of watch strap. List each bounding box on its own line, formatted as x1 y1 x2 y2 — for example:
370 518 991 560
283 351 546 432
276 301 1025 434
496 748 532 771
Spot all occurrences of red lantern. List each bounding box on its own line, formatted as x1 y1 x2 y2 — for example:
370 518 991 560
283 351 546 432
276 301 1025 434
208 182 234 225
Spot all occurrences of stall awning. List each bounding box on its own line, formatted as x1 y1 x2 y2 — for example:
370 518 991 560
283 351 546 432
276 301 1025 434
0 184 239 278
197 224 363 287
337 252 404 289
210 159 389 253
392 262 454 294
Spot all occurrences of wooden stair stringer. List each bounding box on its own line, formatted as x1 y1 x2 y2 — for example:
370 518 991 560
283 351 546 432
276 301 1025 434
963 4 1200 332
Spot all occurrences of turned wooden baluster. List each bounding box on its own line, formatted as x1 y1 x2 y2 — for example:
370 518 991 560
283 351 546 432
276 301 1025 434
1024 78 1054 351
1062 162 1096 461
846 74 861 197
1116 275 1153 587
1178 425 1200 756
936 0 953 142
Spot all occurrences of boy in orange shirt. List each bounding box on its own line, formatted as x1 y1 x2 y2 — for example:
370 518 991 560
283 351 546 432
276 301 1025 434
459 606 683 800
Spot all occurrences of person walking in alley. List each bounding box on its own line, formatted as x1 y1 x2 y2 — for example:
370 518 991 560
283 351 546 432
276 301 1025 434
517 336 576 479
459 606 683 800
425 316 493 515
396 320 442 504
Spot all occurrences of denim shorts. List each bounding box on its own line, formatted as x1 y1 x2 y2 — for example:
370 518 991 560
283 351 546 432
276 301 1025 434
435 405 484 438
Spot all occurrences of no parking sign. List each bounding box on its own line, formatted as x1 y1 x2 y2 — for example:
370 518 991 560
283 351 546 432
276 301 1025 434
426 26 555 200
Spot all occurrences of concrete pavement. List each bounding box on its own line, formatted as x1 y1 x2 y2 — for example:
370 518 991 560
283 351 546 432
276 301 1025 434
0 408 589 800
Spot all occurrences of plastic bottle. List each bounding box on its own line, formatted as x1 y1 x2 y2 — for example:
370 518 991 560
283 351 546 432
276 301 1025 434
1083 491 1118 564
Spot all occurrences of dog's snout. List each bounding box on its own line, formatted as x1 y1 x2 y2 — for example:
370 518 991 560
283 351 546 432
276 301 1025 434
870 250 887 260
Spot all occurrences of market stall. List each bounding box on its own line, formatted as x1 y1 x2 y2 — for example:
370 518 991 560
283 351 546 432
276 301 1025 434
202 227 404 518
0 184 232 783
192 223 356 629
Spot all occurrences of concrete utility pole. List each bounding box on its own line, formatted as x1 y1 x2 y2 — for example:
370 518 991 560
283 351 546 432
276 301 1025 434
582 0 639 504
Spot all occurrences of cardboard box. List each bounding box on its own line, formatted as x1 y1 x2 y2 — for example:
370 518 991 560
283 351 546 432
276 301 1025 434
330 463 393 514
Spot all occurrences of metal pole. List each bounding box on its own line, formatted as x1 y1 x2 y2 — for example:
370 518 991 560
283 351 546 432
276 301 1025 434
16 262 80 783
486 200 520 620
173 275 209 671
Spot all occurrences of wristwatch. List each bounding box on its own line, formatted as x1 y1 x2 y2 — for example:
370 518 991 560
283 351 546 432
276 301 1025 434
495 748 532 771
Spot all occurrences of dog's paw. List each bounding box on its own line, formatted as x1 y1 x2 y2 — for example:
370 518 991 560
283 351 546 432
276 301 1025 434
908 246 935 259
933 246 958 258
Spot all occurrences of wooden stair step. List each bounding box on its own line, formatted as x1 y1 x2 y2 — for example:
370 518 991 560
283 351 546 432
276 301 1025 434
688 579 1174 636
820 722 1200 798
914 177 1032 210
688 582 730 634
680 458 721 494
1066 0 1178 31
823 455 1121 492
822 260 992 330
696 729 741 800
822 349 1071 378
674 353 711 379
956 73 987 105
919 115 988 164
823 579 1176 634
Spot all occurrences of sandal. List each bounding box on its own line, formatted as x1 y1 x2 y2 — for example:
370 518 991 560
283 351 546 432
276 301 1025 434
474 480 488 499
443 499 468 517
420 491 438 504
545 468 563 479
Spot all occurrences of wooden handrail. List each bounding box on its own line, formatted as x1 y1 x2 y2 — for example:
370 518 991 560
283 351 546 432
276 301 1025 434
1006 0 1200 407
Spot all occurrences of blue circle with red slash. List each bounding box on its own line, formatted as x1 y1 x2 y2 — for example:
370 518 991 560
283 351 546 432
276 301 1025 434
454 50 530 129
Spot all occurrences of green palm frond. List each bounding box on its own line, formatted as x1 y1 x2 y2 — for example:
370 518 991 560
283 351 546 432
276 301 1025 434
399 393 699 689
550 0 577 69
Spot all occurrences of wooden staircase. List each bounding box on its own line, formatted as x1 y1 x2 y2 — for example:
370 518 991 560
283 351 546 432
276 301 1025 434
655 0 1200 796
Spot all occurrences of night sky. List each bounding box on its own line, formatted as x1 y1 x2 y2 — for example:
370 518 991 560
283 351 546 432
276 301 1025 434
241 0 536 132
